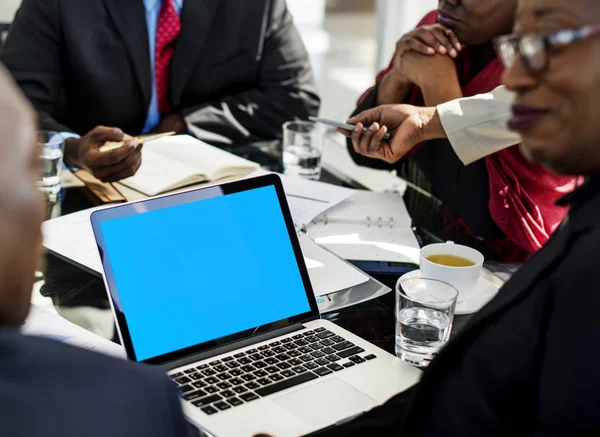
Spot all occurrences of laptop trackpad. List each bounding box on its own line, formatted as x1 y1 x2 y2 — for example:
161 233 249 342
274 378 377 427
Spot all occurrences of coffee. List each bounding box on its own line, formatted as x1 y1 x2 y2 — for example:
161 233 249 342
426 254 476 267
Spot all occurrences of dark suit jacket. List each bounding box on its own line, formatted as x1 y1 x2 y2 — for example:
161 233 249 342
0 0 320 145
0 330 190 437
321 178 600 436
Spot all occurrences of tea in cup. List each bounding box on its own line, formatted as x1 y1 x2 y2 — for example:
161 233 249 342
420 242 484 296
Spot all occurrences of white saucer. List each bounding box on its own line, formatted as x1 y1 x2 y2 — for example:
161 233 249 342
400 270 500 315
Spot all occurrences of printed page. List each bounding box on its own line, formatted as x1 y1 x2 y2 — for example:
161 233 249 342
299 234 369 296
308 222 420 264
22 305 125 358
42 206 105 274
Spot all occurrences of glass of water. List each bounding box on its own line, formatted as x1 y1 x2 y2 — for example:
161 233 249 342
37 131 65 194
282 121 324 180
395 276 458 367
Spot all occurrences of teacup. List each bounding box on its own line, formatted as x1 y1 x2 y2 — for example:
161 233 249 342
420 242 484 296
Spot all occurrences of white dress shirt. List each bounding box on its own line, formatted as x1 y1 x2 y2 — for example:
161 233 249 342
437 86 521 165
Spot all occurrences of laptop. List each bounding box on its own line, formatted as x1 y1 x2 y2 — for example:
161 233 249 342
90 174 421 437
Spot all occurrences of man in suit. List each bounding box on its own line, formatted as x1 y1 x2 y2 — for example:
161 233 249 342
0 0 320 182
0 63 190 436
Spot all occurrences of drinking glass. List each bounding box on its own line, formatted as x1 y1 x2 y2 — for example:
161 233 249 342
282 121 324 180
395 276 458 367
37 131 65 194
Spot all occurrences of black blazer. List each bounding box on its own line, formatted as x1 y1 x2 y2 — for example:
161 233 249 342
0 331 189 437
0 0 320 145
321 178 600 436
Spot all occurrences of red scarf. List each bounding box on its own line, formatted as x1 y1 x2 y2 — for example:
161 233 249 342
366 11 576 261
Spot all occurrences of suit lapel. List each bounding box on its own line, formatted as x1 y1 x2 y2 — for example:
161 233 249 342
104 0 152 108
171 0 221 103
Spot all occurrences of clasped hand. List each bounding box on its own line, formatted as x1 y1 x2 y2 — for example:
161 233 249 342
341 24 462 164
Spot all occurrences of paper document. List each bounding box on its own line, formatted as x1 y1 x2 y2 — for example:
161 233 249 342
307 191 420 264
42 205 108 275
22 305 125 358
246 169 355 226
298 233 368 296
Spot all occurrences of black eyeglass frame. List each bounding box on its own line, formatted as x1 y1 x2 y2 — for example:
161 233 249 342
494 26 600 73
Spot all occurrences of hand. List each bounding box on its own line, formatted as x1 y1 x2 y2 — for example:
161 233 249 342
64 126 142 182
377 25 462 106
399 51 459 91
337 105 442 164
151 113 187 135
393 24 462 69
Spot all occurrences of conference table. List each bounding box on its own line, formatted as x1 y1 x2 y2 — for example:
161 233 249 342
41 137 506 357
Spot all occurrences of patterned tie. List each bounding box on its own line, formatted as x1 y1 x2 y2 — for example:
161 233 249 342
155 0 181 115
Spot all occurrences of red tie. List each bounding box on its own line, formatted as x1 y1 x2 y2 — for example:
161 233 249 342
155 0 181 115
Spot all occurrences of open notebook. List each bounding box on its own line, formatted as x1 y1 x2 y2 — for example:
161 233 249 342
306 191 421 264
120 135 259 196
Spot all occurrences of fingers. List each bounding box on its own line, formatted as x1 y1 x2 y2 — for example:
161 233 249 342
361 123 379 155
350 123 364 155
336 128 352 139
347 106 384 127
443 28 462 53
95 148 142 182
372 125 388 154
398 37 436 56
431 28 458 58
89 140 138 167
396 26 462 58
88 126 126 143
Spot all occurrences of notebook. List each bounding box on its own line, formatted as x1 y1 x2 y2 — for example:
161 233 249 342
306 191 421 264
120 135 259 196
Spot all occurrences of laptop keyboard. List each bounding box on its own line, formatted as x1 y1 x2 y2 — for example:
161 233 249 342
169 327 377 416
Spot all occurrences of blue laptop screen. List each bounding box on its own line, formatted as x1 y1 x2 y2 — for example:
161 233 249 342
99 185 311 361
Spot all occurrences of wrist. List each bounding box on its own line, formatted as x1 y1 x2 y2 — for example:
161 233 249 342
377 71 412 105
64 138 82 168
420 107 446 141
419 76 463 106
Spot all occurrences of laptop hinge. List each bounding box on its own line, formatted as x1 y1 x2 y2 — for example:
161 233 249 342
162 323 308 371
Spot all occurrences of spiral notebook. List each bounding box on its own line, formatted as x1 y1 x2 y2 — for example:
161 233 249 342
306 191 420 264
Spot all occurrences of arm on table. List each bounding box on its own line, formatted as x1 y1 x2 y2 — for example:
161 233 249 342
182 0 320 145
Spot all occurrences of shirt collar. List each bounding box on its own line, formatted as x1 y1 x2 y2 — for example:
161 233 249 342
143 0 183 13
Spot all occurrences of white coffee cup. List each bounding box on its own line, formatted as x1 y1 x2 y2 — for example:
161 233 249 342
420 242 484 296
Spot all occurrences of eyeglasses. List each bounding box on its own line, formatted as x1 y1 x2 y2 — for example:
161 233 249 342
494 26 600 74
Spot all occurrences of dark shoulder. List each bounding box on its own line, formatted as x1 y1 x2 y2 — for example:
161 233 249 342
550 224 600 302
0 332 187 437
0 331 163 383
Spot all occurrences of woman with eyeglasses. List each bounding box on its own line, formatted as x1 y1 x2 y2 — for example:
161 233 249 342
316 0 600 435
341 0 577 263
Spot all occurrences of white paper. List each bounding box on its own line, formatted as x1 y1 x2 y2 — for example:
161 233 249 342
121 135 259 196
310 223 420 264
315 191 412 227
298 234 369 296
307 191 420 263
22 305 125 358
42 206 107 274
246 169 355 225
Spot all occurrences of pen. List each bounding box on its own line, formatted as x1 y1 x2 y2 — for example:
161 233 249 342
99 131 177 153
